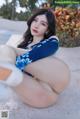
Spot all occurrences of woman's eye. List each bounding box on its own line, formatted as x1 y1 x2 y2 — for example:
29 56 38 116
41 23 46 26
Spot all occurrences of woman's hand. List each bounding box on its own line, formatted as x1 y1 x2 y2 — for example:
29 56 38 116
14 47 30 56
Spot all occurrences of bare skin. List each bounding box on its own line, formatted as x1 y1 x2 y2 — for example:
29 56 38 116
0 45 70 108
0 14 70 108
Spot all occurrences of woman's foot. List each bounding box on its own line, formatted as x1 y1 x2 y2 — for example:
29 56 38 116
0 67 12 80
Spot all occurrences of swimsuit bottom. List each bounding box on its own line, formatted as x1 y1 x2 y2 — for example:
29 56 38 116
23 71 34 78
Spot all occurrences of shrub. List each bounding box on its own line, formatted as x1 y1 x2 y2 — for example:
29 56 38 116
54 7 80 47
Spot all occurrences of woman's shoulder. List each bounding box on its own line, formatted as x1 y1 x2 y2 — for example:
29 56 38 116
48 35 59 42
40 36 59 45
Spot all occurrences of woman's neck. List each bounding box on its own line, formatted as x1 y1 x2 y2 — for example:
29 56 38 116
28 36 44 49
33 36 44 44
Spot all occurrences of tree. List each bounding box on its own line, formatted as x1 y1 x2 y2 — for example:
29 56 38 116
3 0 17 19
46 0 56 9
19 0 37 11
5 0 8 6
0 3 12 19
11 0 16 19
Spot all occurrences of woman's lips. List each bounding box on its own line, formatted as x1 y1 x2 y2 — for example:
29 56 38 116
32 29 38 33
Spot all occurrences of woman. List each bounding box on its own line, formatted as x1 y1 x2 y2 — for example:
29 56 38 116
0 9 70 108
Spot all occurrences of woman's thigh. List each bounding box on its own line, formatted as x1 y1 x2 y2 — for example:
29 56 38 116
0 45 16 64
25 57 70 94
14 73 58 108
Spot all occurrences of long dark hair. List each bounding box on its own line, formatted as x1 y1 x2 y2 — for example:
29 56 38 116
18 9 56 48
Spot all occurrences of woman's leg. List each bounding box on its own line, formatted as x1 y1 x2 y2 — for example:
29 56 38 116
0 45 16 79
0 45 58 108
0 45 16 64
13 72 58 108
0 45 23 86
0 45 70 107
24 57 70 94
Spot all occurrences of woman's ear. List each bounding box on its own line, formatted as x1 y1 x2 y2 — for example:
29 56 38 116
45 30 49 35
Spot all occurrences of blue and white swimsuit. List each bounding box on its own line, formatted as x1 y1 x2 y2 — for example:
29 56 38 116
16 36 59 70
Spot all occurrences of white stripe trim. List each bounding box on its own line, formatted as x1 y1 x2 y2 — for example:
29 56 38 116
49 36 59 41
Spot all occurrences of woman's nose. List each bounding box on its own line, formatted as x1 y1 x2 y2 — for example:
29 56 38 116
35 22 40 27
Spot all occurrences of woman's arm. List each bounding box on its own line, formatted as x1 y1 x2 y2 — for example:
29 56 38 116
16 36 59 70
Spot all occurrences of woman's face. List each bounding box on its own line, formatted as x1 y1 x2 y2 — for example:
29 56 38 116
30 15 48 37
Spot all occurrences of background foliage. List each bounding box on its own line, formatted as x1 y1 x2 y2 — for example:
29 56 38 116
0 0 80 47
55 7 80 47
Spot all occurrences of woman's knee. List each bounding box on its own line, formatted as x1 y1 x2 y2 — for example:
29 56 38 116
0 45 16 63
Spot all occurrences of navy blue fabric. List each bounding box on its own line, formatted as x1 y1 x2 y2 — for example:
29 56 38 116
16 37 59 70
